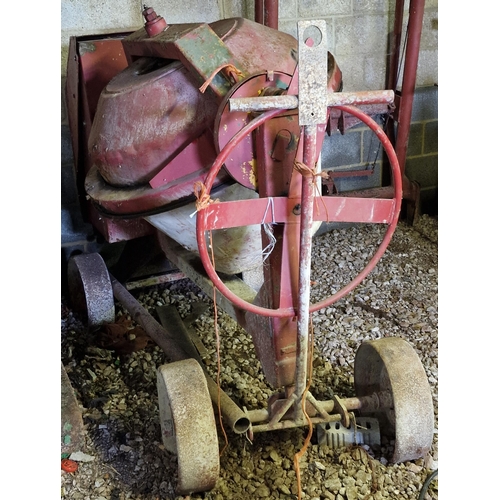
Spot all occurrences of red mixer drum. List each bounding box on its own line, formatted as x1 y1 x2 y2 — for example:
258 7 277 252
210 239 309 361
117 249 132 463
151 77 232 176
82 15 342 273
88 58 220 187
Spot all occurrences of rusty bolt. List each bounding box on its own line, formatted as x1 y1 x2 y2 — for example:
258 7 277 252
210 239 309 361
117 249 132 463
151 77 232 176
143 8 157 22
142 6 168 37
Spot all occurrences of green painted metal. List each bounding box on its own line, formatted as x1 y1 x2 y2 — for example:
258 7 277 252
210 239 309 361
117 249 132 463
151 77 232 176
174 24 245 97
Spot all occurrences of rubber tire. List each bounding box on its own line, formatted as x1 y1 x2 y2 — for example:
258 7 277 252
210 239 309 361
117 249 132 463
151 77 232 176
67 253 115 328
157 359 220 494
354 337 434 463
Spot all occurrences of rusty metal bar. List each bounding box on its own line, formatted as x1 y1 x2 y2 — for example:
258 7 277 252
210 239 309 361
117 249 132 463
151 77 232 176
306 391 331 420
251 414 344 433
157 232 256 325
327 168 375 180
294 125 317 421
229 94 297 112
394 0 426 180
331 186 395 199
269 394 297 426
109 274 251 434
329 89 393 105
264 0 279 29
321 392 393 414
110 275 185 359
125 271 186 290
205 376 251 434
244 391 392 427
229 90 394 113
255 0 264 24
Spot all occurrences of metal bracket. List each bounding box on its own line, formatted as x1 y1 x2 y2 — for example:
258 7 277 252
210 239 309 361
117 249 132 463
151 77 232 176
332 394 350 428
297 20 328 126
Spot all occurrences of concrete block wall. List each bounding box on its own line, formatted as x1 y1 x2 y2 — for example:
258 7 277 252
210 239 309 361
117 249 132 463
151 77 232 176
61 0 438 89
273 1 438 216
405 85 438 214
61 0 438 255
320 85 438 215
275 0 438 91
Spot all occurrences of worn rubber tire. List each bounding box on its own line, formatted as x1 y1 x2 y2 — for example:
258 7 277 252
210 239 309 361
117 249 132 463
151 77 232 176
67 253 115 328
157 359 220 494
354 337 434 463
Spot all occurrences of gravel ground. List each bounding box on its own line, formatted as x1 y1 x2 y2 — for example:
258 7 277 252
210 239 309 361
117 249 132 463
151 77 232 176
61 215 438 500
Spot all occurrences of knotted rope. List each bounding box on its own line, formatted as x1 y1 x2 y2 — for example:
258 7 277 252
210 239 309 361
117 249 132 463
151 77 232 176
191 181 219 218
293 160 330 223
293 160 329 180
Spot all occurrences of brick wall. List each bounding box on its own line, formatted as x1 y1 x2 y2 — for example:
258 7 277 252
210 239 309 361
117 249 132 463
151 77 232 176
405 86 438 215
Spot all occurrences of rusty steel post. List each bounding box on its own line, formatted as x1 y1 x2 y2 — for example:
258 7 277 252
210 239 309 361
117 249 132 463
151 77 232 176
384 0 426 223
264 0 279 29
229 89 395 113
292 19 328 421
394 0 426 180
255 0 278 29
255 0 264 24
293 125 317 421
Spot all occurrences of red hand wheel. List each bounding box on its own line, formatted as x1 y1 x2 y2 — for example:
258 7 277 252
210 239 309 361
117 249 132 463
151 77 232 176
196 105 402 317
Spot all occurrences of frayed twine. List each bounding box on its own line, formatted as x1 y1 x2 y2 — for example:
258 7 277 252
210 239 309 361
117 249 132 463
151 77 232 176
293 161 330 223
190 181 220 218
261 197 277 262
199 63 244 94
293 160 329 179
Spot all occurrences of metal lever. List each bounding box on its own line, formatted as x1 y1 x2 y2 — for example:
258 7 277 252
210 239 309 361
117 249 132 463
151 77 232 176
297 20 328 126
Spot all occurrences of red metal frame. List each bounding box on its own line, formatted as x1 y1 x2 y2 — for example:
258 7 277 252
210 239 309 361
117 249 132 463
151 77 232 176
391 0 426 183
65 32 158 242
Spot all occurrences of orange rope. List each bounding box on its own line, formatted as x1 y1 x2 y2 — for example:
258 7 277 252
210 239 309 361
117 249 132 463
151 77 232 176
293 316 315 500
193 181 219 212
290 159 325 498
293 160 330 223
209 230 229 457
195 181 227 455
199 63 244 93
293 160 329 180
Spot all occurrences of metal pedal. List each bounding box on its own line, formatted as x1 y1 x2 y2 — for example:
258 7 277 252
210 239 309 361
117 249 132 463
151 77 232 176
316 417 381 448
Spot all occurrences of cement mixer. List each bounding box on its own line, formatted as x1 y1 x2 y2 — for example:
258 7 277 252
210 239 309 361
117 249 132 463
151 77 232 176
65 5 434 494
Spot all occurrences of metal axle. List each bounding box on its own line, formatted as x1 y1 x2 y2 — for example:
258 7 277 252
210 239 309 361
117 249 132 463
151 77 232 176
245 390 392 432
